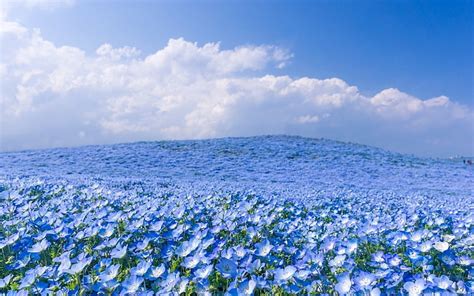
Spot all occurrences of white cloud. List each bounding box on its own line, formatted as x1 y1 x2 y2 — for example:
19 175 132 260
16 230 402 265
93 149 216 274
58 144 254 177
0 19 473 156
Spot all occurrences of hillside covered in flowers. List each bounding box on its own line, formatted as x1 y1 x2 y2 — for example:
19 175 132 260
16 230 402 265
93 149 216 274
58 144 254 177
0 136 472 295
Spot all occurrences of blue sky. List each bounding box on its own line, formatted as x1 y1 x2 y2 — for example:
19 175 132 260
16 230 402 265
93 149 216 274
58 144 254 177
9 0 473 106
1 0 473 156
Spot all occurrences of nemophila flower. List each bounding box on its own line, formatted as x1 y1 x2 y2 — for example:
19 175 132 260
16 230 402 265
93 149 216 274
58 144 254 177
131 260 151 276
238 278 257 295
255 239 273 257
1 232 19 248
403 279 426 296
433 275 453 290
150 220 164 232
121 275 143 293
345 240 358 254
312 253 325 266
216 258 238 278
273 266 296 282
442 234 455 242
410 230 424 242
248 259 263 273
131 218 144 230
457 255 473 266
182 253 201 269
178 278 190 294
233 245 246 258
99 264 120 282
161 272 180 292
19 269 37 289
135 238 150 251
110 244 127 259
329 254 346 267
354 271 376 290
28 238 49 253
201 237 215 249
14 256 31 269
0 274 13 288
149 264 166 279
385 272 403 288
195 264 213 279
371 251 385 263
335 272 352 295
171 224 185 239
176 240 197 257
160 243 174 259
99 224 115 238
407 249 421 261
66 256 92 275
107 211 123 222
434 241 449 252
54 253 71 275
388 255 401 267
35 266 48 277
367 287 381 296
321 238 336 252
440 250 456 266
294 269 311 281
107 238 120 248
418 241 432 253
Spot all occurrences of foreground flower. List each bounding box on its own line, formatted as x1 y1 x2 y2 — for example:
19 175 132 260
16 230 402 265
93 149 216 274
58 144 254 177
255 239 273 257
274 266 297 282
99 264 121 282
28 239 49 253
403 279 426 296
161 272 180 292
111 244 127 259
0 275 12 289
238 278 257 295
335 273 352 295
354 272 376 290
121 275 143 293
216 258 238 278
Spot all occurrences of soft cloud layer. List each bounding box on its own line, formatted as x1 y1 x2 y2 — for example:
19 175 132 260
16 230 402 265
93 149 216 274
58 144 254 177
0 19 473 156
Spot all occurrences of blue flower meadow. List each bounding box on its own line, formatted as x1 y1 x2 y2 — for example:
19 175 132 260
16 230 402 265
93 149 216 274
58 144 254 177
0 136 472 295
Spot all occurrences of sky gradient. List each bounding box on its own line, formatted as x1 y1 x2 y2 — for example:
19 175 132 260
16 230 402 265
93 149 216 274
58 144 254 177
0 0 473 156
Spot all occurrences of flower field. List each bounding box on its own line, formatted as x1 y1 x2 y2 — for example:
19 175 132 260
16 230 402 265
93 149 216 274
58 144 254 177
0 136 472 295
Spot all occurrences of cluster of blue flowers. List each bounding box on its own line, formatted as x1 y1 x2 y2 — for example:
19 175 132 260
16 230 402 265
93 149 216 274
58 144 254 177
0 136 472 295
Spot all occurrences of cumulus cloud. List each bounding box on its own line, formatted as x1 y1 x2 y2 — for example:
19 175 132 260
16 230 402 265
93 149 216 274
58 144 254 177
0 18 473 156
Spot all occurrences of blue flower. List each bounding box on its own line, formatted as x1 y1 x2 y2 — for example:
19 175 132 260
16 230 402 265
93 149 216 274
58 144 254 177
238 278 257 295
434 275 453 290
403 279 426 296
131 260 151 276
66 256 92 275
28 238 49 253
273 266 296 282
335 272 352 295
255 239 273 257
149 264 166 279
354 271 376 290
54 252 71 275
110 244 127 259
216 258 238 278
19 270 36 289
161 272 180 292
121 275 143 293
99 264 120 282
182 253 201 269
0 274 13 288
195 264 213 279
